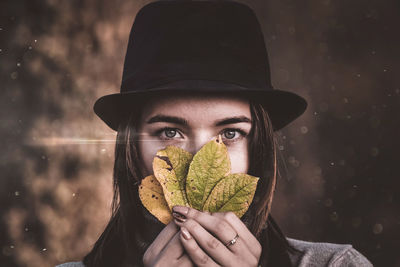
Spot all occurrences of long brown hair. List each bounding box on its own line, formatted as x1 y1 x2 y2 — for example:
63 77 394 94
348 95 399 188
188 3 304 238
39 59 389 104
83 98 299 267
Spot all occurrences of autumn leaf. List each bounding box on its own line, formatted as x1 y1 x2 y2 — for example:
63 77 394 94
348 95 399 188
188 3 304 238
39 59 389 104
139 135 259 224
138 175 172 224
152 146 193 209
186 135 231 210
203 173 259 218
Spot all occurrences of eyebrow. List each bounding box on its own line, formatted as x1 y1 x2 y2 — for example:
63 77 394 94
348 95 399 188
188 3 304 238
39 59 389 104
146 115 252 126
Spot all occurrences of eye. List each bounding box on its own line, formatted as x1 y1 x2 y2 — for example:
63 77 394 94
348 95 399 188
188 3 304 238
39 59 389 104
165 129 177 138
221 128 247 142
156 127 183 140
223 130 236 139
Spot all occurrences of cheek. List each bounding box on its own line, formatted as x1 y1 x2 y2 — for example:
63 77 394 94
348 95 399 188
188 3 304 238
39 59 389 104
228 143 249 174
138 139 159 177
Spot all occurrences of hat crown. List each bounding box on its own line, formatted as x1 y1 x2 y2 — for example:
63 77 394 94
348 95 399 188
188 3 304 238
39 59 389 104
121 0 272 92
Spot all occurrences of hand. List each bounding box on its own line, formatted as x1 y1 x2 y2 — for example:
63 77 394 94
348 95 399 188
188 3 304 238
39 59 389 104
143 220 194 267
172 206 262 267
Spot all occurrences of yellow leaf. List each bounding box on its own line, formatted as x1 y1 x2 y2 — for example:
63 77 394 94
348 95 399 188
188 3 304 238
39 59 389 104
152 146 192 209
138 175 172 224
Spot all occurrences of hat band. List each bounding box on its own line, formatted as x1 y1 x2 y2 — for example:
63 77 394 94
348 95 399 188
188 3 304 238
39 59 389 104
138 79 254 91
121 61 271 93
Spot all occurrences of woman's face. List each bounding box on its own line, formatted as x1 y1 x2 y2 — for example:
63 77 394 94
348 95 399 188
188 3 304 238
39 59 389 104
137 93 252 177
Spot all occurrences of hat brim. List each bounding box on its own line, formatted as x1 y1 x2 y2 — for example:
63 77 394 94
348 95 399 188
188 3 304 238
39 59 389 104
93 85 307 132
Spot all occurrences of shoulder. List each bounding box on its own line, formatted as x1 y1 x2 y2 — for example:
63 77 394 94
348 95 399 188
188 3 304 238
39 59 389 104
286 237 373 267
55 262 85 267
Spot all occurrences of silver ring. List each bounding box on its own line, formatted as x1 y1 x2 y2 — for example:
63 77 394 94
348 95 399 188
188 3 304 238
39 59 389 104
225 233 239 247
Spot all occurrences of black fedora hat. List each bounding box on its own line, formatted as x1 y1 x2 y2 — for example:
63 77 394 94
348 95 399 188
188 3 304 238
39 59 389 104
93 0 307 131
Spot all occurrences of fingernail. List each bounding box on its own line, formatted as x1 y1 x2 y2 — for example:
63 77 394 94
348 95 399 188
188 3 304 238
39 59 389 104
181 227 191 240
172 211 186 223
172 205 189 215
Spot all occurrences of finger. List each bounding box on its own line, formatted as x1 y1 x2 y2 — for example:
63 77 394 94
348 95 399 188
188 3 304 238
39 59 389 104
143 221 179 264
177 254 195 267
180 218 250 266
156 231 185 263
212 212 262 258
173 206 252 256
179 226 219 267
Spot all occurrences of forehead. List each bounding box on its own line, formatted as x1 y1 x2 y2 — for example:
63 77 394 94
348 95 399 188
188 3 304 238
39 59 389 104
140 93 251 122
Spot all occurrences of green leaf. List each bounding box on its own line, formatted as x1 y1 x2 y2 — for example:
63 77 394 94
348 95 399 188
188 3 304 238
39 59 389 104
203 173 259 218
152 146 193 209
186 135 231 209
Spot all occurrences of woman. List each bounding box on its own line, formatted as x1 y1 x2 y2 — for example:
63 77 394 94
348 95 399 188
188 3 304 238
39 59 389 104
58 1 372 266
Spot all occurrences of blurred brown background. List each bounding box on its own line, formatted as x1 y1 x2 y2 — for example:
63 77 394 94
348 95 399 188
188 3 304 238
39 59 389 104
1 0 399 266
